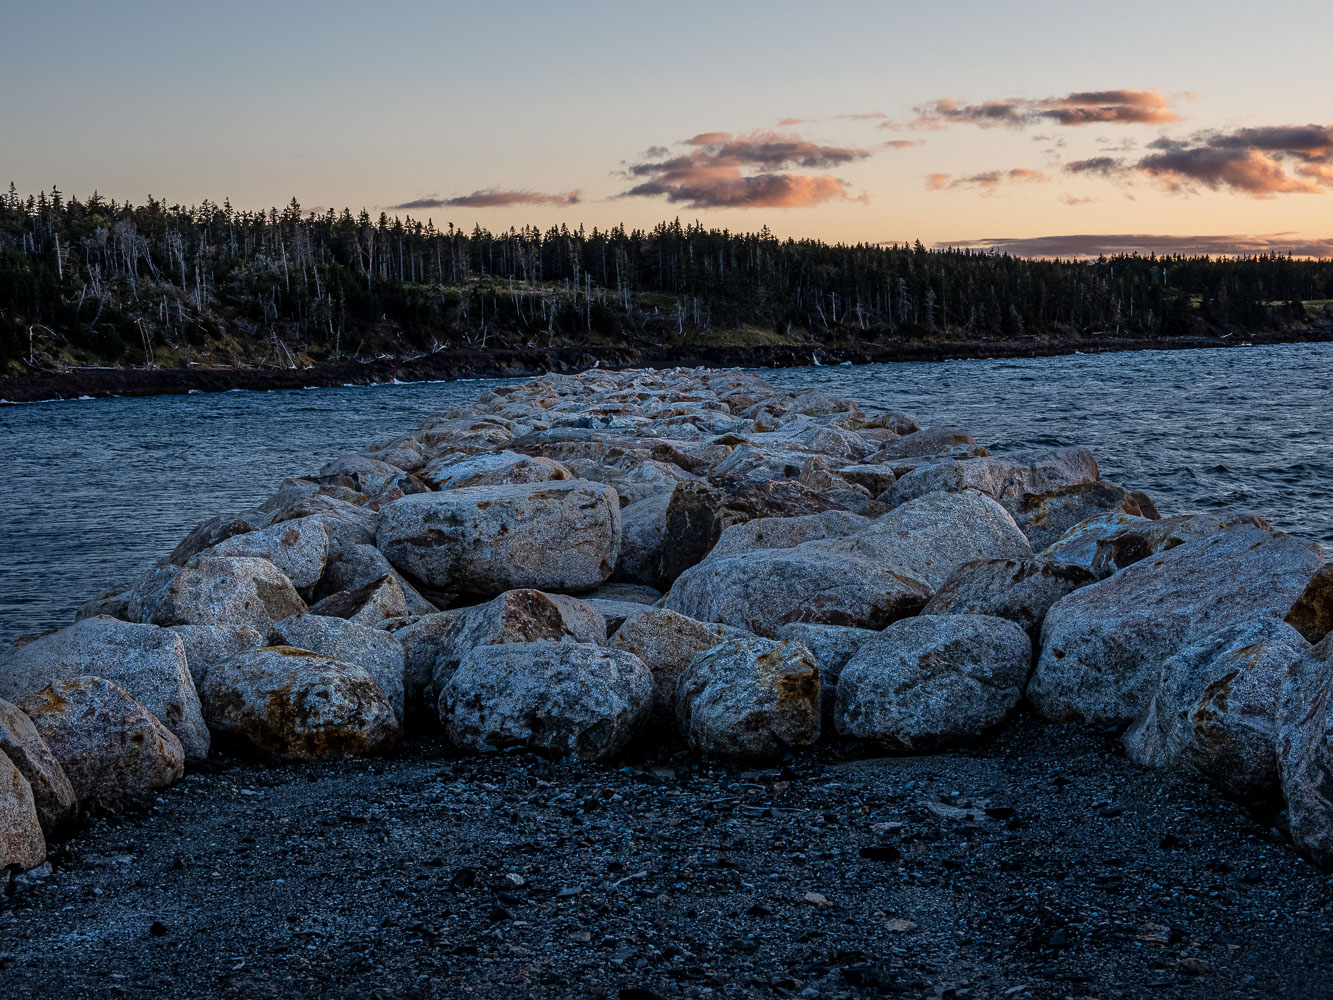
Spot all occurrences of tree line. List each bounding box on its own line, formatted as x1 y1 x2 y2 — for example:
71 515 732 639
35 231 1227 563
2 184 1330 371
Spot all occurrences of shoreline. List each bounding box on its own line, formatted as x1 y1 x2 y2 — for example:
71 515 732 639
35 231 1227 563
3 328 1329 403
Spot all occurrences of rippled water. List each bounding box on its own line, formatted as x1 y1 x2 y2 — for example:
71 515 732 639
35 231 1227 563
2 343 1331 646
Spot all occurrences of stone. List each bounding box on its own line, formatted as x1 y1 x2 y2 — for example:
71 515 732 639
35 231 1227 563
76 588 132 622
869 426 978 460
1089 513 1273 575
1036 512 1148 572
888 447 1099 506
920 558 1097 639
418 450 573 490
167 512 265 566
1004 482 1145 552
206 515 332 592
440 641 651 760
674 636 820 761
1124 618 1309 800
381 611 468 721
168 624 265 688
313 543 439 616
1029 523 1326 724
307 575 409 626
128 556 307 631
583 583 662 605
268 615 407 722
836 464 898 496
376 480 621 594
0 699 77 837
1277 636 1333 868
317 454 424 496
428 590 607 704
1287 563 1333 644
835 615 1033 751
707 510 870 560
19 678 185 802
610 608 749 724
610 493 671 587
1 750 46 872
774 622 878 727
0 616 210 761
658 482 725 585
583 599 648 633
822 489 1034 590
198 647 399 761
662 547 931 637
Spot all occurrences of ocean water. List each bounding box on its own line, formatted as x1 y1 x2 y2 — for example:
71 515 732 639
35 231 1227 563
1 343 1330 646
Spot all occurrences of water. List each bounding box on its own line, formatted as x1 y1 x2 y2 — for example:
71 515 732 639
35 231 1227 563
2 344 1331 646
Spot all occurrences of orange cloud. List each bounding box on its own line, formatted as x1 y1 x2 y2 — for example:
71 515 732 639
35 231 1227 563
1136 124 1333 196
623 129 871 208
928 168 1049 191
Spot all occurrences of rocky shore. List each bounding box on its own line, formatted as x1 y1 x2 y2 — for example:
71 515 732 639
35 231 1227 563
3 366 1333 997
3 327 1330 403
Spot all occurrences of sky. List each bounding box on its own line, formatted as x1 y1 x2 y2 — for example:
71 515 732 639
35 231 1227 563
2 0 1331 256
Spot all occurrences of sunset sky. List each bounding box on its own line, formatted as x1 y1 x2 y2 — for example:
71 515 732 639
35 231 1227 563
4 0 1332 256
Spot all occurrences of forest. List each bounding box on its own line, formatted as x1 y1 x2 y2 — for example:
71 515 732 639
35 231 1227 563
2 184 1331 374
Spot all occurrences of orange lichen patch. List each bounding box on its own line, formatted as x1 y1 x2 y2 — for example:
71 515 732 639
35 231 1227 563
20 685 71 716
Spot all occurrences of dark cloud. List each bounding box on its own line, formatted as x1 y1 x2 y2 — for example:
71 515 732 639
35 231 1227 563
903 89 1180 131
390 189 581 210
1064 157 1125 176
945 233 1333 258
622 129 871 208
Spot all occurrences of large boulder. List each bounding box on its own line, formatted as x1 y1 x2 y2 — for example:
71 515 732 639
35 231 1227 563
610 609 749 724
820 489 1034 590
1124 619 1309 800
1004 482 1144 551
1089 513 1272 576
1277 635 1333 868
1036 512 1149 572
836 615 1032 751
0 617 210 760
313 542 438 616
206 515 332 592
376 480 621 593
381 611 467 720
418 450 573 490
268 615 407 722
169 624 265 689
440 641 651 760
1029 523 1327 724
427 590 606 705
307 575 409 626
707 510 870 560
674 637 820 761
774 622 878 727
198 647 399 761
128 556 307 631
0 699 77 837
887 447 1099 506
869 426 978 461
19 678 185 802
1 750 46 872
611 493 672 586
662 547 931 638
920 558 1096 639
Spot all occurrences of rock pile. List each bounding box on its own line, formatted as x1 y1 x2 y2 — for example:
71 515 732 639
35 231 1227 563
3 367 1331 872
